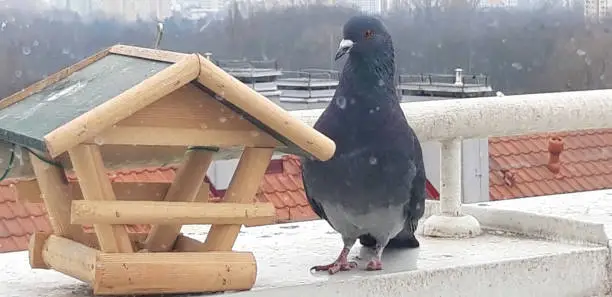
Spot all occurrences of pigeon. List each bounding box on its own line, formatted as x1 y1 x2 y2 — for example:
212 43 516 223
301 15 427 274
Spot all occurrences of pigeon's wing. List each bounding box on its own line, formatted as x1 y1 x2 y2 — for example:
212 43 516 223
303 174 329 222
300 157 329 222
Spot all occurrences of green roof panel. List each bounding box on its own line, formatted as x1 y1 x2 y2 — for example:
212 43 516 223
0 54 171 152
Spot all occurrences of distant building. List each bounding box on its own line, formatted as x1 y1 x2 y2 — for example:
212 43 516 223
398 68 493 99
584 0 609 20
47 0 173 22
478 0 518 8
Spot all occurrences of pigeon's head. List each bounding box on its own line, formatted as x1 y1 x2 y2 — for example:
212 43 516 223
335 15 393 62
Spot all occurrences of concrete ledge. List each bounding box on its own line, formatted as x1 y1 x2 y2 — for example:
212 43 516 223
2 190 612 297
229 248 609 297
422 200 610 246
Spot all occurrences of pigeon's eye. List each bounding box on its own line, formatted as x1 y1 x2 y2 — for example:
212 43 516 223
364 30 374 39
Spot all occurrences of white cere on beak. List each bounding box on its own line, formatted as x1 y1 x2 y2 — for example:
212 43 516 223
339 39 354 50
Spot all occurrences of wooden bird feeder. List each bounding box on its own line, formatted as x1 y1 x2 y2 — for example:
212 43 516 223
0 45 335 295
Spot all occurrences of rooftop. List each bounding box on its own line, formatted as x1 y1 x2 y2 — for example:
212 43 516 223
2 189 611 296
489 128 612 200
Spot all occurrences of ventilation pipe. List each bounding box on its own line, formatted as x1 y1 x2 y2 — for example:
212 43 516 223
547 136 564 174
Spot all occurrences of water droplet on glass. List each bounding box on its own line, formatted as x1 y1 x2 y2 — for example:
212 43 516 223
62 47 70 55
219 117 227 123
576 49 586 56
335 96 347 109
511 62 523 70
0 21 6 31
14 70 22 78
369 156 378 165
378 79 385 86
250 130 260 137
200 123 208 129
369 109 374 114
22 46 31 55
375 106 380 111
32 40 39 47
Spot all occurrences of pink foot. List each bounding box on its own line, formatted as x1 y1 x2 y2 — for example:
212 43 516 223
366 259 383 271
311 247 357 274
311 260 358 274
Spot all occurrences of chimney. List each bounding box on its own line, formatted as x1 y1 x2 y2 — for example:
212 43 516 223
454 68 464 87
547 136 564 174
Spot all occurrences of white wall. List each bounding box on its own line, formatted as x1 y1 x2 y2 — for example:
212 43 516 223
421 138 489 203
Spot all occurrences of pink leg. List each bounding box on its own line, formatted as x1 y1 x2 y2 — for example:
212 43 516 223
365 243 385 271
311 247 358 275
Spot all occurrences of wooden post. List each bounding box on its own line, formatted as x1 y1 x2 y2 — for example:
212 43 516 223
29 153 85 238
68 144 133 253
143 149 214 252
203 147 274 251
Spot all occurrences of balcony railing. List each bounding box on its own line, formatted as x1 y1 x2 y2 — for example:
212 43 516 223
288 89 612 238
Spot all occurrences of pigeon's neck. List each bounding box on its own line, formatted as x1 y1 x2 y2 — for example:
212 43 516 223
342 54 395 93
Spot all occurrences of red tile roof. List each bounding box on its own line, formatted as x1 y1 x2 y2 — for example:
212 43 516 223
255 155 316 222
0 180 51 253
489 129 612 200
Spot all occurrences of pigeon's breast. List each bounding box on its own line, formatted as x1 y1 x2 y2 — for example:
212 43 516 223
303 146 416 212
319 199 408 240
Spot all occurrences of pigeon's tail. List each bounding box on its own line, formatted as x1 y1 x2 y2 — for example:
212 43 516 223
358 217 420 249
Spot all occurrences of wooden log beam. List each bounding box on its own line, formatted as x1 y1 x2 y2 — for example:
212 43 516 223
203 147 274 251
29 153 85 239
37 234 98 284
16 179 180 204
144 149 213 252
197 55 336 162
93 251 257 295
71 201 276 226
68 144 133 253
109 45 188 63
86 126 280 148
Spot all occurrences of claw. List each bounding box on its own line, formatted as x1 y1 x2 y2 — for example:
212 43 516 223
311 246 357 274
311 260 358 274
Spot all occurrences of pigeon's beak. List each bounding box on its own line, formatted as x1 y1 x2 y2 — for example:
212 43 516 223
335 39 354 61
